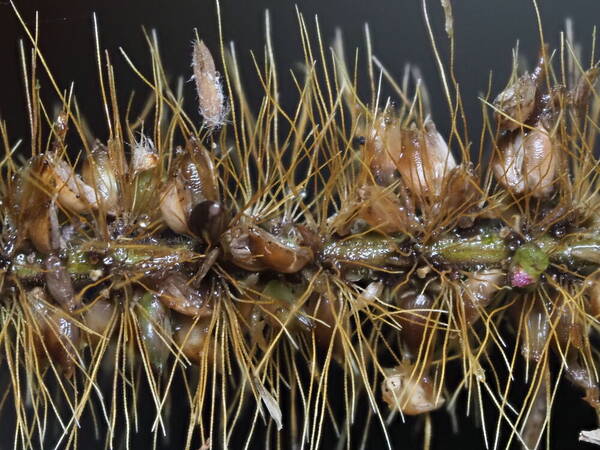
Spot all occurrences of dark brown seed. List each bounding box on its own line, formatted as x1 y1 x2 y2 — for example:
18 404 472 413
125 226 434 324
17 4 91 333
188 200 225 243
397 291 434 358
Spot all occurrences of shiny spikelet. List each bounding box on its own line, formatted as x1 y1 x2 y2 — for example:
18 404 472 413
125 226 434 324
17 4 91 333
3 1 600 449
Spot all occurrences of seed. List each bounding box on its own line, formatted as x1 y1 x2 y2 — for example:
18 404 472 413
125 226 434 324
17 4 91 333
355 184 418 234
515 297 549 363
158 272 213 317
222 223 313 273
173 315 215 366
44 254 79 312
493 72 536 131
27 287 80 378
460 269 505 324
44 153 99 213
493 124 557 197
160 176 193 235
382 363 445 415
261 279 314 332
182 139 220 204
83 298 115 346
396 291 434 358
82 144 120 214
136 291 172 372
188 200 226 243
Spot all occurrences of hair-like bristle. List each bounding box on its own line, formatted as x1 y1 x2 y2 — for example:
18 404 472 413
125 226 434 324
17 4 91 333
2 1 600 450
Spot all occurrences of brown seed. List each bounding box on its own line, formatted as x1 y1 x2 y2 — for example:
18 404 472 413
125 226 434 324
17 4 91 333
493 124 557 197
355 184 418 234
158 273 213 317
18 162 63 252
438 165 479 219
310 293 344 360
395 119 456 199
552 296 584 351
160 143 221 236
366 117 457 197
221 225 265 271
27 287 80 378
44 153 100 213
397 291 434 359
173 315 215 366
82 144 120 214
247 226 314 273
382 363 445 415
222 223 313 273
493 73 536 131
364 116 400 186
459 269 504 324
160 176 193 235
183 139 220 204
28 204 53 254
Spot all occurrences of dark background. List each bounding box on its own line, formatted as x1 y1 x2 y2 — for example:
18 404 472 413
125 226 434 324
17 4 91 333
2 0 600 145
2 0 600 449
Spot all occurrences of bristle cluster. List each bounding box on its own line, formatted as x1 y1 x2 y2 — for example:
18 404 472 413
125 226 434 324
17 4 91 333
3 4 600 450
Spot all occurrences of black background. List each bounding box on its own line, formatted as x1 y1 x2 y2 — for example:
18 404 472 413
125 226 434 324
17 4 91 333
2 0 600 146
2 1 600 449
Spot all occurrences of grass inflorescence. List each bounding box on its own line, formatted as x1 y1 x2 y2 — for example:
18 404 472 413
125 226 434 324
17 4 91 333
2 1 600 449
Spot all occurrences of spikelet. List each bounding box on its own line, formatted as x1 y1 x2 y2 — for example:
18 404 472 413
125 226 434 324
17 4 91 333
192 38 228 129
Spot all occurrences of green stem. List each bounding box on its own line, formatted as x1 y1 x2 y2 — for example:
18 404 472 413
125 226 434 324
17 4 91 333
548 233 600 273
423 229 509 266
10 229 600 285
11 240 197 282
